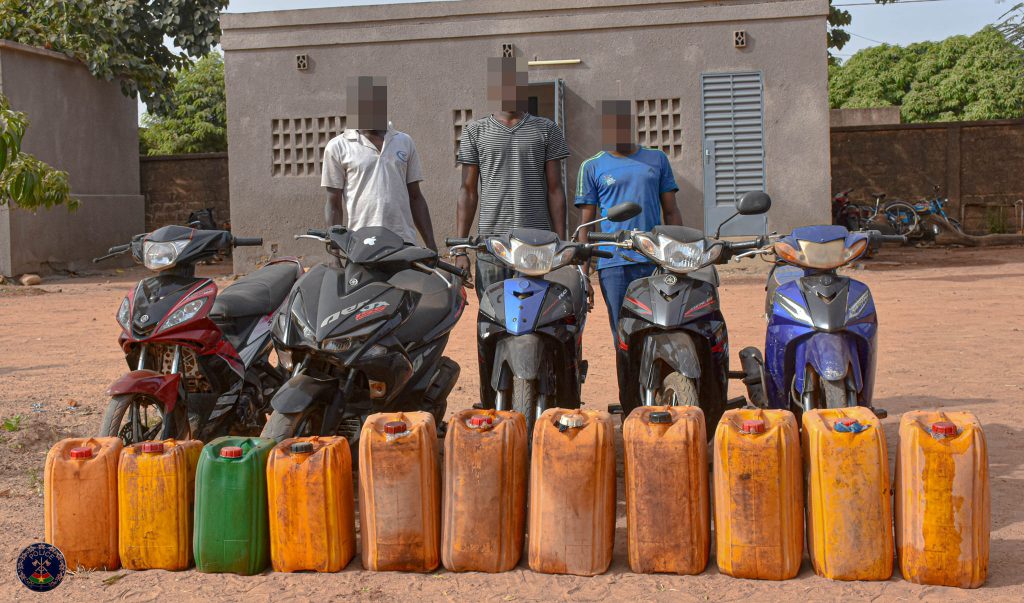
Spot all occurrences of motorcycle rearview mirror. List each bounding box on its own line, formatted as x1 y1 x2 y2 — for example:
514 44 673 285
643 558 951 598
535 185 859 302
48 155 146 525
607 202 642 223
736 191 772 216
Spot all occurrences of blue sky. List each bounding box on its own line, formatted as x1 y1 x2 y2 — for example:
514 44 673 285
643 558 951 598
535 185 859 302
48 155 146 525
228 0 1012 61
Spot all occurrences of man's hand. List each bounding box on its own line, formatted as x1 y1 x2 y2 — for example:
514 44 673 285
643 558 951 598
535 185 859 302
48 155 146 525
453 254 472 285
586 275 595 310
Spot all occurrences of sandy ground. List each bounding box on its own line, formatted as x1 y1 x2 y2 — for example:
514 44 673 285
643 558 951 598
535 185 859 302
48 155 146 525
1 245 1022 601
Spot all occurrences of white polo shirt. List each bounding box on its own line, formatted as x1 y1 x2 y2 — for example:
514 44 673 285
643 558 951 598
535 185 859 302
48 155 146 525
321 126 424 243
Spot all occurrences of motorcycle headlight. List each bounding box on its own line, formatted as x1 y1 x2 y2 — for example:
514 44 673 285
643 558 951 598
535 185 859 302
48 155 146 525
290 295 315 343
158 298 207 332
634 235 722 273
488 239 513 264
510 240 557 276
776 239 867 270
143 240 189 271
116 296 131 331
322 323 382 353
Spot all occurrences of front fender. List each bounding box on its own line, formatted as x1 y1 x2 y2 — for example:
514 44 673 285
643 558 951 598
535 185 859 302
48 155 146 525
640 331 701 390
270 374 338 414
106 370 181 411
798 332 861 390
490 334 544 390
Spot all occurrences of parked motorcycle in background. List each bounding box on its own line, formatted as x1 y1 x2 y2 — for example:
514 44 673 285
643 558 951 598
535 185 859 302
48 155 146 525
588 192 771 434
94 226 300 443
734 223 906 419
261 226 467 451
446 203 641 438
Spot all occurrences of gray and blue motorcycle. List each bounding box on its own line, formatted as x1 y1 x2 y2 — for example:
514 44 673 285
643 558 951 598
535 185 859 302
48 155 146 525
445 203 640 436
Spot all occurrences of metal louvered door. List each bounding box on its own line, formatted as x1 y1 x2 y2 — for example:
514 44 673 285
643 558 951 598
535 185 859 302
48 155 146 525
701 72 766 235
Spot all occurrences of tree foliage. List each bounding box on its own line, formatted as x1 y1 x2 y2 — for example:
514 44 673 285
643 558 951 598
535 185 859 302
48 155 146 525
1000 2 1024 49
0 0 227 116
829 27 1024 122
0 94 75 211
140 53 226 155
828 0 898 63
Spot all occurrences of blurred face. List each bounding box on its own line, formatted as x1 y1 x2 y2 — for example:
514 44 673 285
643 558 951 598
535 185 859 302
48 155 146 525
487 57 529 113
346 76 388 130
600 100 634 151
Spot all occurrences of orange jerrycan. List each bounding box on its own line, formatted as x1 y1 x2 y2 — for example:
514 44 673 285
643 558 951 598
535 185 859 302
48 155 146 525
359 412 440 572
803 408 893 581
118 439 203 570
44 437 122 570
442 409 528 572
714 408 803 580
528 409 615 576
895 410 989 588
623 406 709 575
267 436 356 572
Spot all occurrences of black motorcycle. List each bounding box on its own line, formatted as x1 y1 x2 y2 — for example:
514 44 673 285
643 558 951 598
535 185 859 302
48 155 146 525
445 203 640 437
261 225 467 450
588 193 771 433
94 226 300 443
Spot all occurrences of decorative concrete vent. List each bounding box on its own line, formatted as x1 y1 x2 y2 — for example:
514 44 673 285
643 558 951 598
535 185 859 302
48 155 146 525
296 54 309 70
502 43 514 58
734 31 747 48
271 115 346 177
453 109 474 163
635 98 683 158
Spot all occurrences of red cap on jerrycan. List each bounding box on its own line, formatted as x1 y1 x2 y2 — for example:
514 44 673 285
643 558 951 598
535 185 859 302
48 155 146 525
931 421 958 437
70 447 93 460
469 415 494 428
220 446 243 458
384 421 408 435
142 442 164 454
740 419 766 434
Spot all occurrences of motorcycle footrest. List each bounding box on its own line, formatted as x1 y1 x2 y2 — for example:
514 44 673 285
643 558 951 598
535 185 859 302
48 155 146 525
871 406 888 419
607 403 623 415
725 396 748 410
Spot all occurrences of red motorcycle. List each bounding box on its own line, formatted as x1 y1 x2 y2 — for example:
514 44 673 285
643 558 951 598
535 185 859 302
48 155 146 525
94 225 302 443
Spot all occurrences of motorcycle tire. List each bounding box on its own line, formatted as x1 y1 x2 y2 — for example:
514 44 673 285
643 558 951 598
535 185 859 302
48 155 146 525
660 372 699 406
821 378 850 409
512 377 538 444
99 394 188 445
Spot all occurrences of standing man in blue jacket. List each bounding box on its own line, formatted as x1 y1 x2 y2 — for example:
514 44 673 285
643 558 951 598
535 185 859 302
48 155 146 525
576 100 683 401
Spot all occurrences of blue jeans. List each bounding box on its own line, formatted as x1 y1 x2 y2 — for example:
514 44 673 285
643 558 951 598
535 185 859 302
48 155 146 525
599 263 655 405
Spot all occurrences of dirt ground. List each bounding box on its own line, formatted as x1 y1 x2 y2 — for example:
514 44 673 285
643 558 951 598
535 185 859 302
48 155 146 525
1 245 1022 601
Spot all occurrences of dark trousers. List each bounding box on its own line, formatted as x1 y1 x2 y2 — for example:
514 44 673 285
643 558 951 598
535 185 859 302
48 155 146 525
598 263 656 404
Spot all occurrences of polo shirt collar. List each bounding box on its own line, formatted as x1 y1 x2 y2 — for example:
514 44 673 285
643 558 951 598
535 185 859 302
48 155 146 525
343 122 396 141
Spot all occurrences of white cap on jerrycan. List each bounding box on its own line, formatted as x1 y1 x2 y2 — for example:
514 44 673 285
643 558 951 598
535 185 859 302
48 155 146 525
558 413 586 430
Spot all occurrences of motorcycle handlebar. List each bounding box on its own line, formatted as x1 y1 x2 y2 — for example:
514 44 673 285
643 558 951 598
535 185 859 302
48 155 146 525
306 229 329 239
444 236 479 247
865 230 907 245
436 259 469 279
587 231 620 243
92 243 131 263
232 237 263 247
726 235 769 253
590 249 614 259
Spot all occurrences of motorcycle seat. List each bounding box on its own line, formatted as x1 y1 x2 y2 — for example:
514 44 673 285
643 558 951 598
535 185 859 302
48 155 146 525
544 266 587 315
211 261 299 319
389 269 457 341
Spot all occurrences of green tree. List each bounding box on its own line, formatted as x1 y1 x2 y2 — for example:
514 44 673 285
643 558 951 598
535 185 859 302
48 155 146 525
0 94 75 211
140 53 226 155
999 2 1024 48
829 27 1024 122
828 0 898 63
0 0 227 116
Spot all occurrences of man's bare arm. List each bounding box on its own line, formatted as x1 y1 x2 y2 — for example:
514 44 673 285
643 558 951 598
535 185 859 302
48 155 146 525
456 164 479 238
545 160 567 239
660 190 683 226
325 187 345 227
407 182 437 251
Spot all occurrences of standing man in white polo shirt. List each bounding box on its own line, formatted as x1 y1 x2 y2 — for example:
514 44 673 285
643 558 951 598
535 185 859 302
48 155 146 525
322 75 438 250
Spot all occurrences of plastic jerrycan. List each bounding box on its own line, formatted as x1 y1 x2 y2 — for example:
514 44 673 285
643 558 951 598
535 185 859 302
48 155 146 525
623 406 709 575
267 436 356 573
442 409 528 572
714 409 803 580
194 436 275 575
359 412 440 572
44 437 123 570
803 408 893 581
118 439 203 570
895 410 989 588
528 409 616 576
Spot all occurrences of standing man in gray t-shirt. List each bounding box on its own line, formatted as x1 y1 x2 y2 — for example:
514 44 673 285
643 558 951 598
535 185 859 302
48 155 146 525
322 76 437 250
453 56 570 297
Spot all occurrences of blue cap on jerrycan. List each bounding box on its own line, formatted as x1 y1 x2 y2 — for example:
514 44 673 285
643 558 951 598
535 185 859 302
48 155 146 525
834 417 868 433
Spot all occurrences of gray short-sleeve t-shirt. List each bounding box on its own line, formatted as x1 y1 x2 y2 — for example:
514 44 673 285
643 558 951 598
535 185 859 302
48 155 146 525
457 114 569 236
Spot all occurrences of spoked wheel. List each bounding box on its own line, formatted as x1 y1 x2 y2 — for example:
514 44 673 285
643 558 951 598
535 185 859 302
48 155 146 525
511 377 539 444
883 201 921 237
99 394 188 445
658 372 699 406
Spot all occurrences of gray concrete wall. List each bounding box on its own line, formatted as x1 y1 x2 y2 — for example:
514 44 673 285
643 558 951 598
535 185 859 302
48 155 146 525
0 41 143 275
830 107 901 128
223 0 831 271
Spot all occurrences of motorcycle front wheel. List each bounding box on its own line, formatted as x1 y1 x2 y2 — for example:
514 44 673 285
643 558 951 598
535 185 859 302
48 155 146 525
99 394 188 445
659 372 699 406
260 406 324 442
511 377 538 444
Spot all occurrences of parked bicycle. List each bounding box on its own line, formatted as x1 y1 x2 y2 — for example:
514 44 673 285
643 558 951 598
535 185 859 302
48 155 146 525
912 185 963 238
832 189 918 238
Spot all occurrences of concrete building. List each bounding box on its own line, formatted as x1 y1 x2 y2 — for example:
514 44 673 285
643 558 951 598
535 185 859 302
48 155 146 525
0 41 144 277
222 0 831 271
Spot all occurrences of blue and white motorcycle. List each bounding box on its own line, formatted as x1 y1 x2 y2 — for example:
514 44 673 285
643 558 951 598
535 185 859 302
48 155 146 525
445 203 640 436
736 222 905 417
